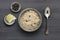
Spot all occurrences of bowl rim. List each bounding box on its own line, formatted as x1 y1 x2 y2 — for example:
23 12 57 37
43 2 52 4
10 2 21 12
18 8 42 32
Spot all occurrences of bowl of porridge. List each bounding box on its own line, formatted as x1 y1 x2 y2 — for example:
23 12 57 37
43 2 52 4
18 8 42 32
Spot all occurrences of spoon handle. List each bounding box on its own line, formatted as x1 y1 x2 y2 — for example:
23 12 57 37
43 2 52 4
45 19 48 35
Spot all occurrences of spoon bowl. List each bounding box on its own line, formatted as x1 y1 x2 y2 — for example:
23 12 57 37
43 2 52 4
45 7 50 19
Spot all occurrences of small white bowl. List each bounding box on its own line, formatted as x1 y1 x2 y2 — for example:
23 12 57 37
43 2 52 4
10 2 21 12
4 16 15 25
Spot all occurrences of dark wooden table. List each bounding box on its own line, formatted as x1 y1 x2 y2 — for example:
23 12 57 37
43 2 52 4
0 0 60 40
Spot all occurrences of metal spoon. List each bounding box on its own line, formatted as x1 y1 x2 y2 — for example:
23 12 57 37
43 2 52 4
44 7 50 35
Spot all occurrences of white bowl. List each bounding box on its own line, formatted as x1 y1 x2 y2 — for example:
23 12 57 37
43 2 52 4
11 2 21 12
18 8 42 32
4 16 15 25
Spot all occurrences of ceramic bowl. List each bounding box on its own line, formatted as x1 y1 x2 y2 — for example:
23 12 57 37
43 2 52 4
18 8 42 32
10 2 21 12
